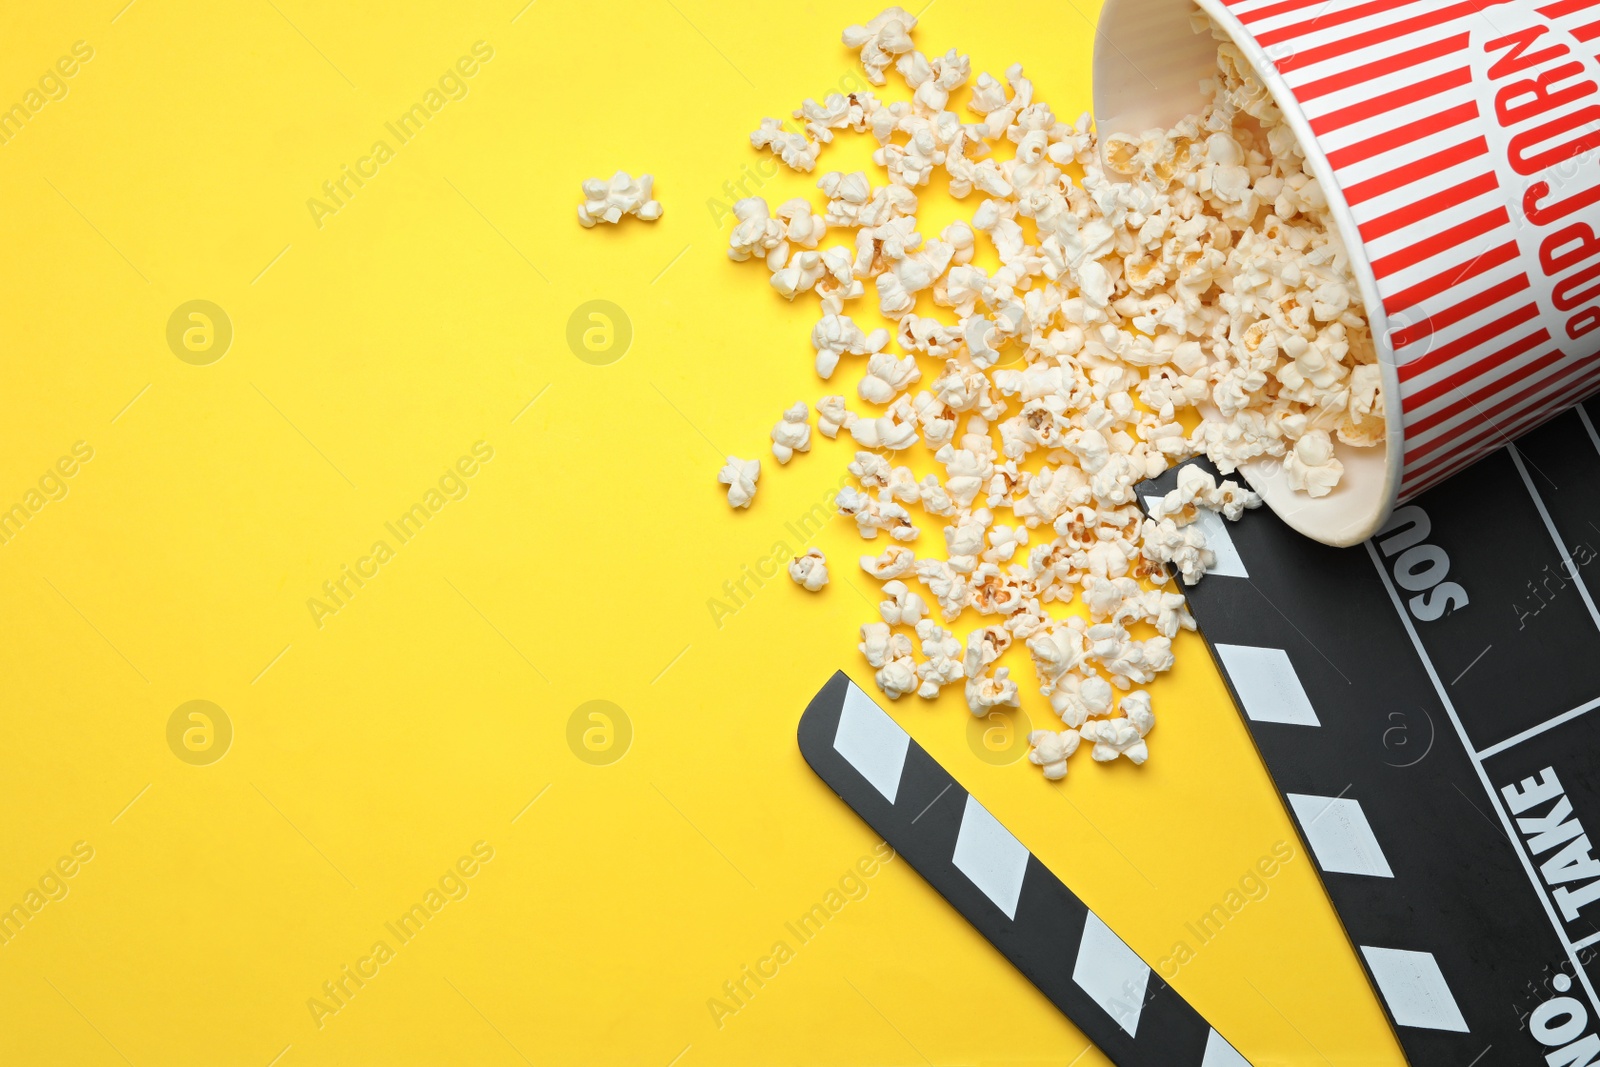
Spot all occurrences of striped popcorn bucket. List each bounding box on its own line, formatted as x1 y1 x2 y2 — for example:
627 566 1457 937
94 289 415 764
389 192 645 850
1094 0 1600 546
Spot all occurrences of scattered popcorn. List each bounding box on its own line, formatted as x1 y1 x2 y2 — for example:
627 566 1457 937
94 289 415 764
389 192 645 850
752 118 821 172
842 7 916 85
876 654 919 699
577 171 662 227
858 622 911 668
913 618 965 697
771 402 813 463
963 625 1011 677
715 7 1386 783
1141 517 1214 586
966 665 1020 715
729 197 787 268
859 353 922 404
1121 690 1155 736
812 314 889 380
1026 619 1088 694
1081 691 1155 764
915 558 968 621
788 548 829 591
1028 729 1080 780
861 545 916 579
717 456 760 509
1050 671 1113 728
817 395 854 438
849 451 892 488
878 578 928 625
1148 465 1261 525
848 405 920 451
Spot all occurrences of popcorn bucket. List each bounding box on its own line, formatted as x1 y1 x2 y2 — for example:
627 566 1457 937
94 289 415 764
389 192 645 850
1094 0 1600 546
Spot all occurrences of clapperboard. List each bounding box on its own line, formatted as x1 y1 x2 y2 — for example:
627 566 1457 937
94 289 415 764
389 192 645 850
1144 402 1600 1066
798 674 1253 1066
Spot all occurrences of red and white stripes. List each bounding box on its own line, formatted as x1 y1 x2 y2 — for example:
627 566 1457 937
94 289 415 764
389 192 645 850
1215 0 1600 502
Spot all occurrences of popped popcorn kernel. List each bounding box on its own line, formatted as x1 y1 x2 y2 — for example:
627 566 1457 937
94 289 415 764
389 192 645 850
717 456 759 509
577 171 661 227
1028 728 1081 780
788 548 829 591
771 402 813 463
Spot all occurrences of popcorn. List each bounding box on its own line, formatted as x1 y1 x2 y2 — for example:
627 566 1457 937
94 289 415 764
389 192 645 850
771 251 826 301
788 548 829 591
963 625 1011 677
1025 619 1088 694
878 579 928 626
729 198 787 268
823 174 917 227
812 314 889 380
777 197 827 250
847 401 920 452
1147 465 1262 525
771 402 812 463
1081 691 1155 764
944 511 991 574
712 8 1388 784
836 486 918 540
795 93 867 143
915 558 968 621
1284 429 1344 498
1027 729 1080 780
751 118 820 172
983 524 1029 563
1086 623 1174 688
1141 516 1214 585
817 395 854 438
859 353 922 404
1049 671 1113 728
861 545 916 579
898 48 971 113
858 622 912 668
899 316 963 359
884 464 920 503
842 7 916 85
717 456 759 509
965 665 1020 715
913 618 965 698
1120 690 1155 736
916 474 957 517
876 654 918 700
577 171 662 227
848 451 892 488
960 662 1024 713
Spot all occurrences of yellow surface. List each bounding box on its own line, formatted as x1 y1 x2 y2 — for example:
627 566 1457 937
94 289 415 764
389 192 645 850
0 2 1406 1064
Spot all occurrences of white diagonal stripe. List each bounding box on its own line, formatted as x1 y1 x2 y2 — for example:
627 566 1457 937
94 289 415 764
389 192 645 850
832 682 910 804
1214 645 1321 727
1072 912 1152 1037
1201 1027 1251 1067
1288 794 1395 878
951 793 1029 920
1361 946 1469 1032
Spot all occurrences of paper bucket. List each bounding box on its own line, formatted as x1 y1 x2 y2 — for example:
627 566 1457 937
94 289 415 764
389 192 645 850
1093 0 1600 546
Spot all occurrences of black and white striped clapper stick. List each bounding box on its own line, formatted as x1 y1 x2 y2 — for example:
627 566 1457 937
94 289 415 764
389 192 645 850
798 671 1252 1067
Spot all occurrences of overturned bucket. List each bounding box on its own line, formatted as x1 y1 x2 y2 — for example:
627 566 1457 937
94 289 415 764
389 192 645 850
1094 0 1600 545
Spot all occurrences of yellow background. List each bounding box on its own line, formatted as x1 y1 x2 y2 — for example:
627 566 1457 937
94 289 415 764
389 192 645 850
0 0 1407 1063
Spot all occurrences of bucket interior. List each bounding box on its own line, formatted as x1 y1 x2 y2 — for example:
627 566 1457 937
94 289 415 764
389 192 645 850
1092 0 1401 547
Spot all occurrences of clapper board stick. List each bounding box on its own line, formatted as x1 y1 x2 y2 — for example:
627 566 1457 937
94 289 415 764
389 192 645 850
799 671 1252 1067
